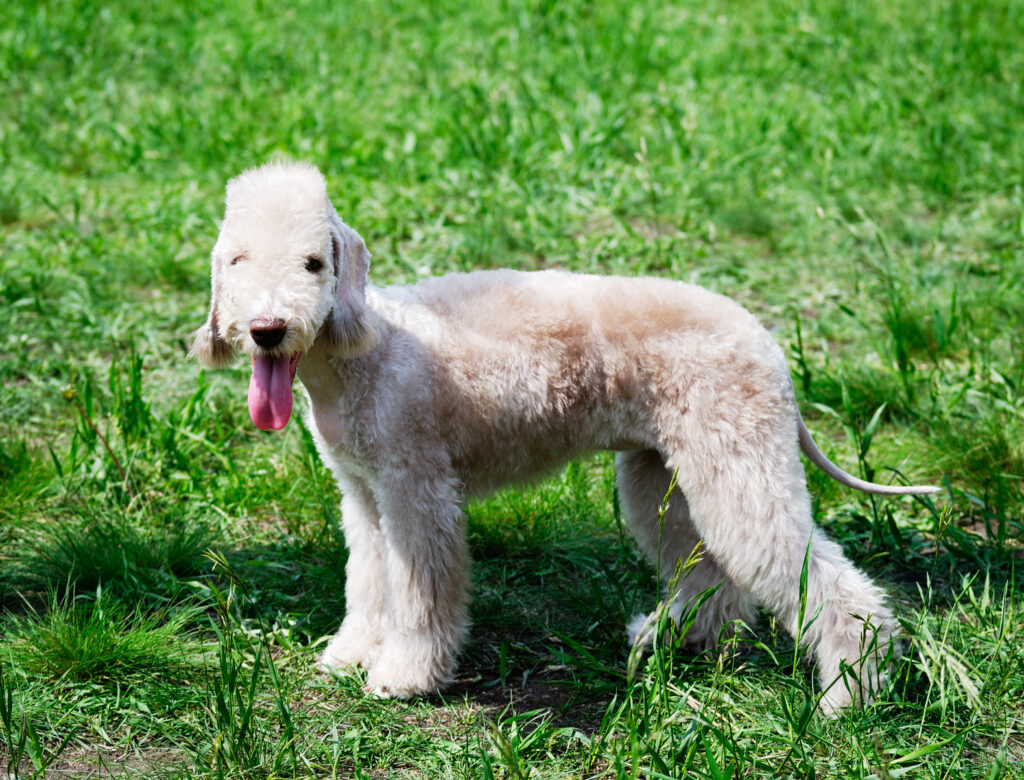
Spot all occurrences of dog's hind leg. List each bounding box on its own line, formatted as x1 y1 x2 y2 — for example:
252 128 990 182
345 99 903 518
662 398 898 713
617 449 757 651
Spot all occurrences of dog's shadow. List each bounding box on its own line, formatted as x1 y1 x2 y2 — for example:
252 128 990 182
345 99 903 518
454 521 647 724
220 501 654 728
218 479 1013 730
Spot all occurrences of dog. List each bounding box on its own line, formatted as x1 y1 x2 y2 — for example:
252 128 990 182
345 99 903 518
191 161 938 713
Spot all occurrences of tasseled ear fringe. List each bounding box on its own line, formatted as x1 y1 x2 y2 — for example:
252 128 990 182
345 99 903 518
326 203 380 358
189 320 237 367
324 304 383 358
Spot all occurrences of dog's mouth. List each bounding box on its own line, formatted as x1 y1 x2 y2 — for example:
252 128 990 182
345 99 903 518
248 353 301 430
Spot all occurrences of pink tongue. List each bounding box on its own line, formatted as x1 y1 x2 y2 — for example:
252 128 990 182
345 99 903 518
248 354 294 430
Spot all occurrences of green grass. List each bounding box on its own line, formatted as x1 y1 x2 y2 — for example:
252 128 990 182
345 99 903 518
1 0 1023 776
6 587 201 683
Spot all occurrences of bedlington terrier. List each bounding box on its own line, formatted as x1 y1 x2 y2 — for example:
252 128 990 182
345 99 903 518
191 161 938 713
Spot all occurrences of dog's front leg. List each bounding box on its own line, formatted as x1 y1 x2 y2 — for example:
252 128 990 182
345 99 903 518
366 474 471 698
320 478 388 671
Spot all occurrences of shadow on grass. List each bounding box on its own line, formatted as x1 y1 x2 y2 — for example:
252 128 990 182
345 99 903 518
217 520 651 731
9 483 1018 746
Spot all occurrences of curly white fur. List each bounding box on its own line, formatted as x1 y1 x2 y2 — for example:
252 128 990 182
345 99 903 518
192 161 936 713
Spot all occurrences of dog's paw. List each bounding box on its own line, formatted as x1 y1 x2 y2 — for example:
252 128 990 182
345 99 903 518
626 603 687 649
815 623 900 717
364 638 452 699
817 685 854 717
364 668 440 699
319 618 383 671
626 613 656 648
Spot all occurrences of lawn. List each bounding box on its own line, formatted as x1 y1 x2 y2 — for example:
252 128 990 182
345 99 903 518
1 0 1023 776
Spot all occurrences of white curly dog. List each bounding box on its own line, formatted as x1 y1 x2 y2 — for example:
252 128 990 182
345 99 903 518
192 161 937 713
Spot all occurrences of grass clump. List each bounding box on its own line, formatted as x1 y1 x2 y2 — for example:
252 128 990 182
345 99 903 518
16 510 217 601
6 588 200 685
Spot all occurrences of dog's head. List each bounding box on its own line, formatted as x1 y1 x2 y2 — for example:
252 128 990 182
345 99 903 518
190 161 378 430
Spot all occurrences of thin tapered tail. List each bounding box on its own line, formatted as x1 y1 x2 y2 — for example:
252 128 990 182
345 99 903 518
797 415 941 496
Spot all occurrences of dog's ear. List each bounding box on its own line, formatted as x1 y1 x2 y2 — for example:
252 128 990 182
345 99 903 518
325 202 380 355
189 250 236 368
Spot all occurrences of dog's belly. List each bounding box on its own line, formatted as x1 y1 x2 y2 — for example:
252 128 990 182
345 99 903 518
450 408 649 497
455 445 586 497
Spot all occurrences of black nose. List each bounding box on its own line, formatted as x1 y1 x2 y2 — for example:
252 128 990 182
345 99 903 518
250 317 287 348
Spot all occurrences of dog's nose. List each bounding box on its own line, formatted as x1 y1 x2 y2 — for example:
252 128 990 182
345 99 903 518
249 317 287 348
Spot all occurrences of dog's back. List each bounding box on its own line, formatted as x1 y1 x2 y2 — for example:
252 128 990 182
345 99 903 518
367 269 783 495
395 268 758 344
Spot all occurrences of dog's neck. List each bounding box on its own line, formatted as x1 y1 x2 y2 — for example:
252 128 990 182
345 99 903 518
326 285 384 358
294 337 355 445
298 313 394 432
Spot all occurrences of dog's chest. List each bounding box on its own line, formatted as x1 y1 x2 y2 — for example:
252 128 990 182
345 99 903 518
296 349 358 446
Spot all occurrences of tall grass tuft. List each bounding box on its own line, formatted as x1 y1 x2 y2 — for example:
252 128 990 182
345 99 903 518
18 509 217 600
200 551 299 778
6 586 200 684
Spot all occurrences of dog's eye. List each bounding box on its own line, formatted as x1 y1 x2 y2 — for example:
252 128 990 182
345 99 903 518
230 254 246 266
305 255 324 273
